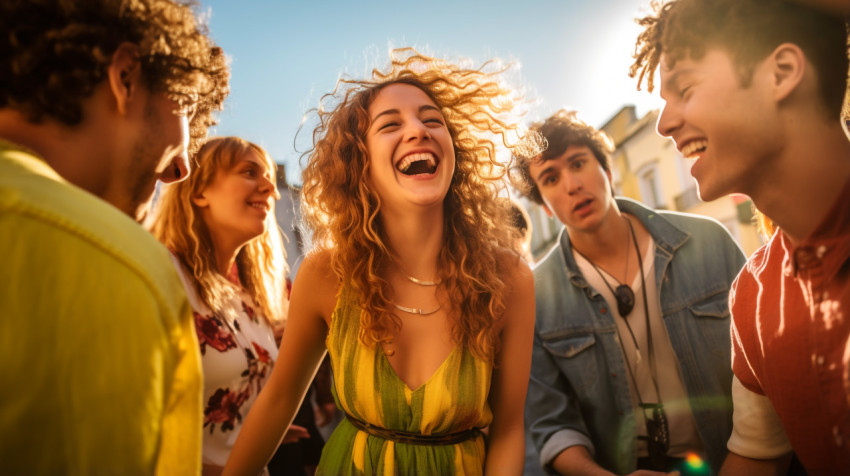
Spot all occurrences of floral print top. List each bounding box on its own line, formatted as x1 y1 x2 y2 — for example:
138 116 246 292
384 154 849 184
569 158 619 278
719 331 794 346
170 256 278 467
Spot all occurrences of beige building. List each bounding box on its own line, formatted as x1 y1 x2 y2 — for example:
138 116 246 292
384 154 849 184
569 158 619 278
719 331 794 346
519 105 765 262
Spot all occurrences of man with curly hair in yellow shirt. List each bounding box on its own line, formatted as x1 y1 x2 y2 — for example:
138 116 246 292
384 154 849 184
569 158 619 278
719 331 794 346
0 1 229 474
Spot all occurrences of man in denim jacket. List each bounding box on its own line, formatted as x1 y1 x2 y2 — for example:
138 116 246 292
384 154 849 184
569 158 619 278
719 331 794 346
511 110 746 475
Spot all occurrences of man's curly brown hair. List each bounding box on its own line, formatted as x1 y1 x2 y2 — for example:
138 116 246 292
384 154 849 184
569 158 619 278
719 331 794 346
630 0 849 118
510 110 614 206
0 0 230 153
301 48 536 363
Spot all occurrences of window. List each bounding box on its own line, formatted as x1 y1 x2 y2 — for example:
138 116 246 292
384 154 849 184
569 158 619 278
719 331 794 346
637 161 664 209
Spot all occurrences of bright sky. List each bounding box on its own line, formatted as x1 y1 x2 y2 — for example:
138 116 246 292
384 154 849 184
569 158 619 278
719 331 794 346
203 0 664 184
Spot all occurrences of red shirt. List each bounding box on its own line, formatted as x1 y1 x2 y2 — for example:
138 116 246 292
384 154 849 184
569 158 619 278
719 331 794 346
730 180 850 474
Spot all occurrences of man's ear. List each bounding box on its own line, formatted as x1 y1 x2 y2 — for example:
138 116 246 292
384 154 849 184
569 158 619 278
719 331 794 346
768 43 806 103
542 203 554 218
106 42 142 115
604 167 618 198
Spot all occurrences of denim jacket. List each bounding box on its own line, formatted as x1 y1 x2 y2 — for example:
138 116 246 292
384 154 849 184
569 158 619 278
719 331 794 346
526 198 747 474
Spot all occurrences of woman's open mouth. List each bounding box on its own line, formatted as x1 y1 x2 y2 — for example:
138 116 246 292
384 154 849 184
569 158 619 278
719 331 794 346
397 153 438 176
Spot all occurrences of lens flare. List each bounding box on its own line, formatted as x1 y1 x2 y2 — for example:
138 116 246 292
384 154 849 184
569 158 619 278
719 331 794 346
683 452 709 475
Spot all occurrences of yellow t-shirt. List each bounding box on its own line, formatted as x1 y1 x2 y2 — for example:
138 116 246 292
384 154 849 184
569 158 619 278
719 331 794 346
0 142 202 475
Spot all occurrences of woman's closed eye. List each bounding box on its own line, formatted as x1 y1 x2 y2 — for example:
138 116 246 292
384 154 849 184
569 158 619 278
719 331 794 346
377 121 401 131
423 117 445 126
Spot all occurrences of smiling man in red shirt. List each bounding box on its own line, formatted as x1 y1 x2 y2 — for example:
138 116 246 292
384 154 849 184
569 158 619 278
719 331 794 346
631 0 850 474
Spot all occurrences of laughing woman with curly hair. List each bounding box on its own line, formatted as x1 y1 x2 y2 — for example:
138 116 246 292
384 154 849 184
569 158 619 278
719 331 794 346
223 49 536 476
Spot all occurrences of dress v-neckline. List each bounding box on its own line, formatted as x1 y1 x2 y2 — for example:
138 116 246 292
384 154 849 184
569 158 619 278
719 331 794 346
381 345 458 393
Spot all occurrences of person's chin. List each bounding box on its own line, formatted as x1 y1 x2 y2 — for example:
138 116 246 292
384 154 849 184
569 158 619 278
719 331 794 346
694 177 725 202
406 183 450 206
563 212 599 234
691 164 721 202
127 182 158 222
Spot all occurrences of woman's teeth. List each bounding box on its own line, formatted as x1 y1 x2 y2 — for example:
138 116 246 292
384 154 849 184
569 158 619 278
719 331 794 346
397 153 437 175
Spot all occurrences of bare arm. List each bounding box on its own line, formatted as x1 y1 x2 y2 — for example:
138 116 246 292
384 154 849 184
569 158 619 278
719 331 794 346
720 377 792 476
550 445 616 476
222 252 336 475
552 446 678 476
719 452 791 476
484 259 535 475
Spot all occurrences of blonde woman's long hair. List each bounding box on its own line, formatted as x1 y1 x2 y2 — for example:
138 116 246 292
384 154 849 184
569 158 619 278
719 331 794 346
151 136 287 325
301 48 538 362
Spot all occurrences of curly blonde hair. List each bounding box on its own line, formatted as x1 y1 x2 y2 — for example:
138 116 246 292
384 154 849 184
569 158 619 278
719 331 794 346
301 48 535 362
0 0 230 155
150 137 286 325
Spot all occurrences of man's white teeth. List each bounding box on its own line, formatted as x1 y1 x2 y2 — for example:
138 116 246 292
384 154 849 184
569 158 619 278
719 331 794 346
681 140 708 158
397 153 436 173
249 202 266 210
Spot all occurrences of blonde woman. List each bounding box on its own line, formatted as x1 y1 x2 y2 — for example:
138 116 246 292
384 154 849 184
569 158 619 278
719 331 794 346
151 137 306 475
224 50 536 475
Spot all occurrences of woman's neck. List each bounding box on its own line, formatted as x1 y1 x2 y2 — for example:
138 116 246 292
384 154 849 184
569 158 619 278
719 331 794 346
209 233 244 281
380 205 445 280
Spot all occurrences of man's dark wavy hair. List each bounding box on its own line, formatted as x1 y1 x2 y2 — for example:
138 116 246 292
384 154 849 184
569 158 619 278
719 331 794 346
0 0 230 153
630 0 849 119
510 110 614 205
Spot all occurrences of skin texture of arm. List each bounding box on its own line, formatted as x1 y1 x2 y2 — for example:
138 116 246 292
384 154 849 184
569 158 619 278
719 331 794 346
483 256 535 475
551 446 673 475
552 445 618 476
222 252 336 476
719 452 791 476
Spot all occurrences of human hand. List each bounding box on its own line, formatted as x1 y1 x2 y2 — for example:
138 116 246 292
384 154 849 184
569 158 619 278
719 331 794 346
314 402 338 427
281 424 310 444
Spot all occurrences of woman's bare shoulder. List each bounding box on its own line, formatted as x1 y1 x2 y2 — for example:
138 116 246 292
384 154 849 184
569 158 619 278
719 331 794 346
495 247 533 287
292 248 339 319
299 248 335 278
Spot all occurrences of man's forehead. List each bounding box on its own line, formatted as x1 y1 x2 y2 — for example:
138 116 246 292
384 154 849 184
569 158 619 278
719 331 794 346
659 51 693 75
660 44 731 72
531 144 591 167
658 51 704 90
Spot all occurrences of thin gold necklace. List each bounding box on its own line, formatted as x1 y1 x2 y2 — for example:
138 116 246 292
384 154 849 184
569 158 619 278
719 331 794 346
393 262 440 313
393 303 441 315
405 274 441 286
393 259 441 286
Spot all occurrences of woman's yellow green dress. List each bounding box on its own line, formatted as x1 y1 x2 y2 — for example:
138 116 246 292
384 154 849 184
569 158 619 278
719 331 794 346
317 290 493 475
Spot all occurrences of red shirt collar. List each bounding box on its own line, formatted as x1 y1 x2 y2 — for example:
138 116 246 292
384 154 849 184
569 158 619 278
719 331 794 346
781 178 850 278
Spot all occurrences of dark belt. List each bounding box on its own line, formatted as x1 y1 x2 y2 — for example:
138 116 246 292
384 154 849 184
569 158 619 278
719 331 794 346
344 413 483 446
